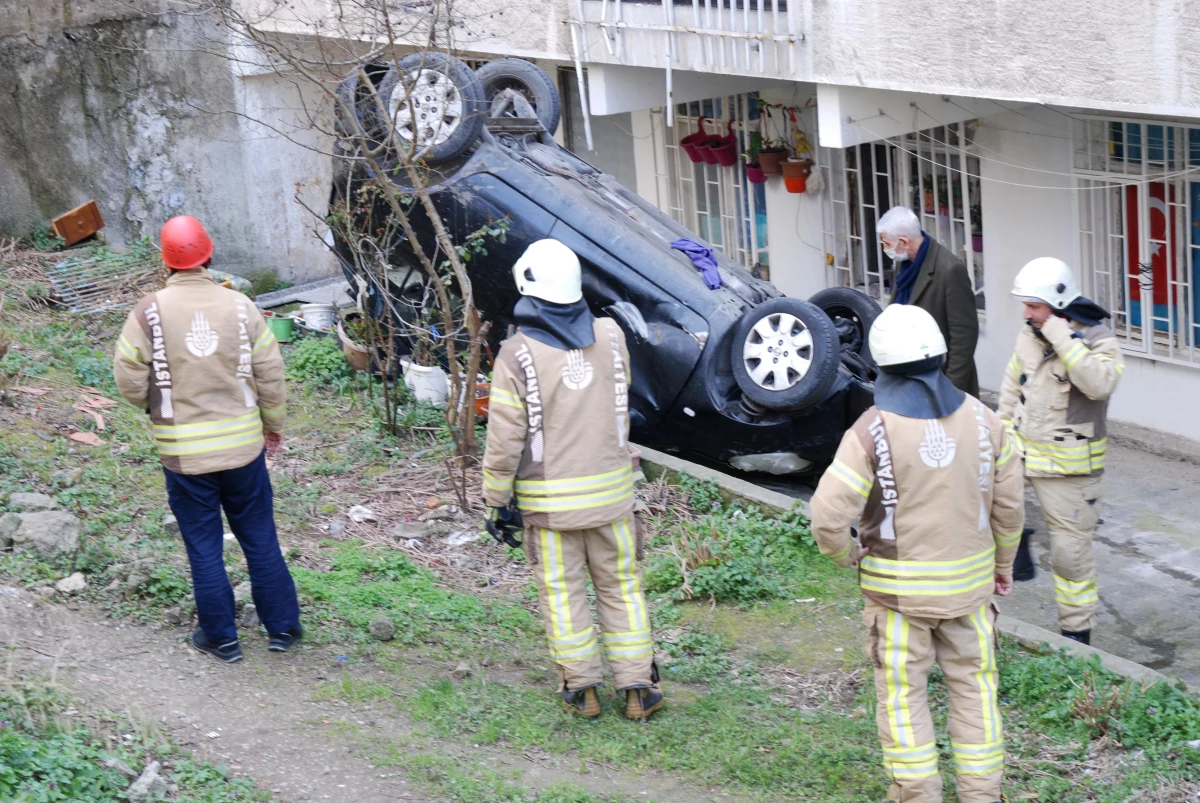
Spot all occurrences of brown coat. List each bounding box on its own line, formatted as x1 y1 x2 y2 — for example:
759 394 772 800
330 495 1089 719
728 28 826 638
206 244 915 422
896 238 980 397
996 315 1123 477
809 399 1025 619
113 269 285 475
482 317 635 531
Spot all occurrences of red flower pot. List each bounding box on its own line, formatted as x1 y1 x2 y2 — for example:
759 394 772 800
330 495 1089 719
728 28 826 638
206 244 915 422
746 164 768 184
705 121 738 167
680 117 711 164
781 159 811 193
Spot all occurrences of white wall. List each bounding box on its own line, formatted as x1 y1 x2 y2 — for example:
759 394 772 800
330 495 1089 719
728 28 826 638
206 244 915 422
975 107 1200 442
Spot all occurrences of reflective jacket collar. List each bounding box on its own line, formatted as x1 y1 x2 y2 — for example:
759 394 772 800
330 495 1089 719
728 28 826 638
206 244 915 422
873 367 966 419
166 268 213 287
514 296 596 350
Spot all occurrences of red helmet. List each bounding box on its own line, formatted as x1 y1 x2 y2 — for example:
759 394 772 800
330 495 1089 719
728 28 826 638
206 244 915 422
160 216 214 270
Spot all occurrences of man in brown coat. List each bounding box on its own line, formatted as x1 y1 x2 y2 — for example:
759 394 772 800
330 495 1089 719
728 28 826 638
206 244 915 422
878 206 980 397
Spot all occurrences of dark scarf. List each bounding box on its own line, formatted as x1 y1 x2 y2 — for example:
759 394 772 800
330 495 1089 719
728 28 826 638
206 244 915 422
892 232 931 305
873 363 966 419
1059 297 1110 327
514 296 596 350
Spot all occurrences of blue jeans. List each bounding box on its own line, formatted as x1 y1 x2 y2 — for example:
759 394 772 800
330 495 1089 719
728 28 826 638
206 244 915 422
164 452 300 643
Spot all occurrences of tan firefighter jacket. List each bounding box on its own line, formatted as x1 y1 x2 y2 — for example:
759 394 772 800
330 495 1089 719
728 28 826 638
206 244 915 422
113 269 286 475
810 399 1025 619
997 315 1123 478
482 317 635 532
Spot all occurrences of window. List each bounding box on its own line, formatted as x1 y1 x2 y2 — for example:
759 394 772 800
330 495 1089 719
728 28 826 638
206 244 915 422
818 122 984 309
1075 117 1200 366
646 95 769 276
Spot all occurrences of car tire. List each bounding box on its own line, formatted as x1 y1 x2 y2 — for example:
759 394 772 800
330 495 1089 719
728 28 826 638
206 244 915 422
730 297 840 412
474 58 562 135
808 287 882 363
375 53 485 164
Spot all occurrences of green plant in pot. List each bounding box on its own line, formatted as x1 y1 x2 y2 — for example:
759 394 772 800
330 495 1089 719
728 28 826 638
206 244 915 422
758 137 785 174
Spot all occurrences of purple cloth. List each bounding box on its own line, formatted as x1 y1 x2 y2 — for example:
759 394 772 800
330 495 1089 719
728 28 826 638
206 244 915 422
671 238 722 290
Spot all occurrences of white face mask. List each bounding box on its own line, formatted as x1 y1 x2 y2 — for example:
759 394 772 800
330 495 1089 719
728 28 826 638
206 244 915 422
883 242 908 262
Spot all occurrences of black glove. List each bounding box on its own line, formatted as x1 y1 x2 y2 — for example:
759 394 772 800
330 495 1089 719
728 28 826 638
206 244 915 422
485 500 523 548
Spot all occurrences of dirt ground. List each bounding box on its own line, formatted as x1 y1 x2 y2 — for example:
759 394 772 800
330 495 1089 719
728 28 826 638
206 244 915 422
0 586 732 803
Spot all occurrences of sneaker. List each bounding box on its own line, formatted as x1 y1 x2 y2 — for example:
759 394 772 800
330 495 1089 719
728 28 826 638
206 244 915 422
623 686 664 721
268 625 304 653
1061 629 1091 646
562 685 601 718
191 627 243 663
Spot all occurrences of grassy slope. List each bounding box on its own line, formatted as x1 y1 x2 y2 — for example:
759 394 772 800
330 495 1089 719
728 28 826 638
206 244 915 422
1 294 1199 802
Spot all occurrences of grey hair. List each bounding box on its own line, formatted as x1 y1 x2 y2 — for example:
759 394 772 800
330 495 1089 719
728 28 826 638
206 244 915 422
877 206 921 240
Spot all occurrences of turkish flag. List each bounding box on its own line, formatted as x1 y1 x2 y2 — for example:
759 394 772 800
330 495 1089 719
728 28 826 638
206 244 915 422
1125 182 1179 306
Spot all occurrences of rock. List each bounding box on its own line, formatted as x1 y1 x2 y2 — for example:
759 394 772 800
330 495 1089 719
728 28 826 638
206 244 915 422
0 513 19 546
425 497 443 510
654 650 673 667
125 573 149 595
8 511 82 555
54 572 87 595
33 586 56 599
51 468 83 488
450 661 471 680
445 530 480 547
104 757 138 778
161 514 180 536
389 521 425 540
327 518 348 537
164 607 187 626
240 604 260 629
348 505 377 523
1187 739 1200 750
369 615 396 642
8 492 59 512
233 581 252 606
127 761 168 803
418 507 454 523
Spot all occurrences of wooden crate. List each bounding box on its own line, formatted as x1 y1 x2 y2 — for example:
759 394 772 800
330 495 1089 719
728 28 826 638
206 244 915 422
51 200 104 247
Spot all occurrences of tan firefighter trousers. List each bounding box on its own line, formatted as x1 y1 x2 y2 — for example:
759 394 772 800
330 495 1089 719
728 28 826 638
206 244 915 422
1029 475 1101 633
524 515 654 691
865 600 1004 803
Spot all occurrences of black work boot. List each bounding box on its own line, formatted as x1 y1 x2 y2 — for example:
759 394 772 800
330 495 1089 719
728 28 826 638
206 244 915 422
191 627 243 663
1061 629 1091 646
562 685 601 718
268 624 304 653
622 685 664 721
1012 528 1036 582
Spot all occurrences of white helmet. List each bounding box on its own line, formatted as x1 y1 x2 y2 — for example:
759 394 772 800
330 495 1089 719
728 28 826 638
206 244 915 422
869 304 947 370
512 239 582 304
1011 257 1081 310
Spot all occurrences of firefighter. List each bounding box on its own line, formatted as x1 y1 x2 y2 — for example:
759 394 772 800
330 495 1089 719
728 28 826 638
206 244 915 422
810 304 1024 803
998 257 1123 646
113 215 301 663
481 238 661 720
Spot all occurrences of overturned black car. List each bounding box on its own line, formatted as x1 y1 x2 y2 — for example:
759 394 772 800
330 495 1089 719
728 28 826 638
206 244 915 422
330 56 876 474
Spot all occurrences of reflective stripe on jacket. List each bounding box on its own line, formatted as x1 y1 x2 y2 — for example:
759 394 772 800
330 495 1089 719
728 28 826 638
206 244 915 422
996 316 1123 478
481 318 635 531
113 269 286 475
809 400 1025 619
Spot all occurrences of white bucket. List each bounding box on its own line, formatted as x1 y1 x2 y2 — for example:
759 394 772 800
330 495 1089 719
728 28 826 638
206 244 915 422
299 303 336 330
403 363 450 406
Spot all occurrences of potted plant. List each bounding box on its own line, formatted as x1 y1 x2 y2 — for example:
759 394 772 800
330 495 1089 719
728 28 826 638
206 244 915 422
744 134 767 184
970 201 983 252
781 158 812 193
337 313 370 372
759 137 785 174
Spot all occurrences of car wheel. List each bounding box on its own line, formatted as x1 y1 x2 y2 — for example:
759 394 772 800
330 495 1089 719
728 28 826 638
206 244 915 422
376 53 485 163
730 298 840 412
808 287 882 363
474 58 562 135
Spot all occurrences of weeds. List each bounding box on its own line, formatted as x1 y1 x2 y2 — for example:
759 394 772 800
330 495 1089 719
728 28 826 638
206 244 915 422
284 336 355 391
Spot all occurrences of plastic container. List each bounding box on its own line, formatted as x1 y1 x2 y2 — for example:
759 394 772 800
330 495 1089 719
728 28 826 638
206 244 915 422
264 313 294 343
758 148 785 174
679 118 711 163
781 159 811 193
403 363 450 406
746 164 768 184
299 302 336 330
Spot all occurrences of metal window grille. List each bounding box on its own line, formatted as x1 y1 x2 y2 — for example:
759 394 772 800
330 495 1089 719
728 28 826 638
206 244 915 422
818 122 984 309
1074 117 1200 367
645 95 769 274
